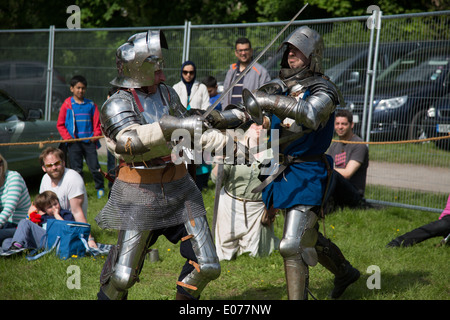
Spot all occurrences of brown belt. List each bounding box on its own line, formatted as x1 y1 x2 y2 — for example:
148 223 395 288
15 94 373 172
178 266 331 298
117 163 187 184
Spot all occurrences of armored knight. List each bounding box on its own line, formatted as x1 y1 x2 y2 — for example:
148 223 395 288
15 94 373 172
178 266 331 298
95 30 243 300
243 26 360 299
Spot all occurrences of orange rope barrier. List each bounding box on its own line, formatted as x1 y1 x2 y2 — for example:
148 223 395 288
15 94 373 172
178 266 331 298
0 133 449 147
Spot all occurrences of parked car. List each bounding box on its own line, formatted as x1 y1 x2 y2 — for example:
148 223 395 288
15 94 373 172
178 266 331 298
326 42 433 95
0 61 69 113
0 89 59 178
346 42 450 141
426 93 450 150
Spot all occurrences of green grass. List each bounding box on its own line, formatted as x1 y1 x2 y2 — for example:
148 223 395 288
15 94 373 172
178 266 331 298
366 141 450 168
0 162 449 300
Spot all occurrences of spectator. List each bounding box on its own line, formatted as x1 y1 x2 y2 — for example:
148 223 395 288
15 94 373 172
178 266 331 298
0 154 31 247
57 75 105 199
38 147 96 248
386 194 450 247
1 191 74 253
221 37 271 107
211 123 279 260
173 61 211 190
173 61 210 111
326 109 369 210
202 75 222 111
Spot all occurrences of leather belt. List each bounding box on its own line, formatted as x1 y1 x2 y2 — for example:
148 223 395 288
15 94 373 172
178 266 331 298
224 188 262 228
119 155 172 169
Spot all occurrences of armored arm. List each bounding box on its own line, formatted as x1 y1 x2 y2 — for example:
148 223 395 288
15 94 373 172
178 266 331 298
243 88 336 131
100 93 168 156
205 105 249 130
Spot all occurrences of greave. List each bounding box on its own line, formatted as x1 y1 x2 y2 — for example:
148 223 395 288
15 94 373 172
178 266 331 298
279 205 318 300
284 257 309 300
177 216 221 299
99 230 153 300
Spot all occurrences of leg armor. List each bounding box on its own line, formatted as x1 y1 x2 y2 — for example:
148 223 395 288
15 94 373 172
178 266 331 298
177 216 221 299
279 205 319 300
98 230 153 300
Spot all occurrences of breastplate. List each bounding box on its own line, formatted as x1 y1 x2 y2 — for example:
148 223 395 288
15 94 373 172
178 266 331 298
121 85 189 165
134 88 170 124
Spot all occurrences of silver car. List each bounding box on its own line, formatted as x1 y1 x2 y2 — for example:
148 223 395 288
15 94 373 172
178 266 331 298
0 61 69 113
0 89 59 178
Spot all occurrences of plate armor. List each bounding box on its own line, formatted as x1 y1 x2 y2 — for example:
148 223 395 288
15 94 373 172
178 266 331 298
96 30 222 300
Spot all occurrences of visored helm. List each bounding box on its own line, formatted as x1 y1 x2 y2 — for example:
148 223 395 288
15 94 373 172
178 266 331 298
111 30 168 88
278 26 324 74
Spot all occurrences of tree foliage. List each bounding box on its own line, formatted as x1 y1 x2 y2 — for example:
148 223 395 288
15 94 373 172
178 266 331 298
0 0 448 30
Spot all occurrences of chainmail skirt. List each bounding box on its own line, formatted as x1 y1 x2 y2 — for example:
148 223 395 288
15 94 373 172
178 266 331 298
95 174 206 231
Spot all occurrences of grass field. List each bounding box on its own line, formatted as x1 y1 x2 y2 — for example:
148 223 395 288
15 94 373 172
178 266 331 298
0 162 448 301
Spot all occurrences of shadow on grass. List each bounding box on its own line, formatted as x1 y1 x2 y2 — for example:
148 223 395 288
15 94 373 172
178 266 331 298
211 283 287 300
320 269 432 300
209 269 432 300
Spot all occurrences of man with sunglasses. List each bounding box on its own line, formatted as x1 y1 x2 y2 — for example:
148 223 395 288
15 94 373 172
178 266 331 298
38 147 95 247
221 37 271 107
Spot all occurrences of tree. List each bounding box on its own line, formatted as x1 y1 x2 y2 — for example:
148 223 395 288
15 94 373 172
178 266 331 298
0 0 448 30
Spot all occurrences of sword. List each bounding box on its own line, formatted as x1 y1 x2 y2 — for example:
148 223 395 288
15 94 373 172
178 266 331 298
202 3 309 119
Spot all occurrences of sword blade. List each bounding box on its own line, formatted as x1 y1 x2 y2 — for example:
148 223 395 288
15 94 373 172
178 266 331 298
202 3 309 118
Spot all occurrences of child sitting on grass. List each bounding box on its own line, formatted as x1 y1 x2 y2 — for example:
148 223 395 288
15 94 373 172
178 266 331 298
1 191 74 254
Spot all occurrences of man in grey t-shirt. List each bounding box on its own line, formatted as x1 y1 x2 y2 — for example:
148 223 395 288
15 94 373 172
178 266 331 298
326 109 369 210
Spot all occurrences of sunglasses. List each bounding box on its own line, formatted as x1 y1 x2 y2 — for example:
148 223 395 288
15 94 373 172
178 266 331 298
44 160 62 168
182 70 195 75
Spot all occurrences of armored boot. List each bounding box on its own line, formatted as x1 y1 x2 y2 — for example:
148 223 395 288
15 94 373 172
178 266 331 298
316 234 360 299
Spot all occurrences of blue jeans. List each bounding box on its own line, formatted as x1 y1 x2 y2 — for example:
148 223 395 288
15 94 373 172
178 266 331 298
1 220 46 250
0 222 17 247
67 141 104 190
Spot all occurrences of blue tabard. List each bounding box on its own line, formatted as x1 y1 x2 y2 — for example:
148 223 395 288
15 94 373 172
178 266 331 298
261 92 335 209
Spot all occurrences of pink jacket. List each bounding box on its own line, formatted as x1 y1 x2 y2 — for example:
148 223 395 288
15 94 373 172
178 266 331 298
439 194 450 220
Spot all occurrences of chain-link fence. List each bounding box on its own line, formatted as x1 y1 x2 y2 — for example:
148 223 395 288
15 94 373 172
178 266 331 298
0 10 449 211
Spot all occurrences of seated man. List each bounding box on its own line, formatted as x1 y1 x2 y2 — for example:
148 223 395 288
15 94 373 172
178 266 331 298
38 147 96 248
326 109 369 211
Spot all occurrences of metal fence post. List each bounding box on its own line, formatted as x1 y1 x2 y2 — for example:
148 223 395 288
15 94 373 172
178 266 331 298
182 20 192 63
361 17 375 141
45 25 55 121
366 11 382 143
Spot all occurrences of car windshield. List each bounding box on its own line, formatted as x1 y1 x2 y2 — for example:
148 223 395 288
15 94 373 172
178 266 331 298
0 93 25 122
377 49 449 83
